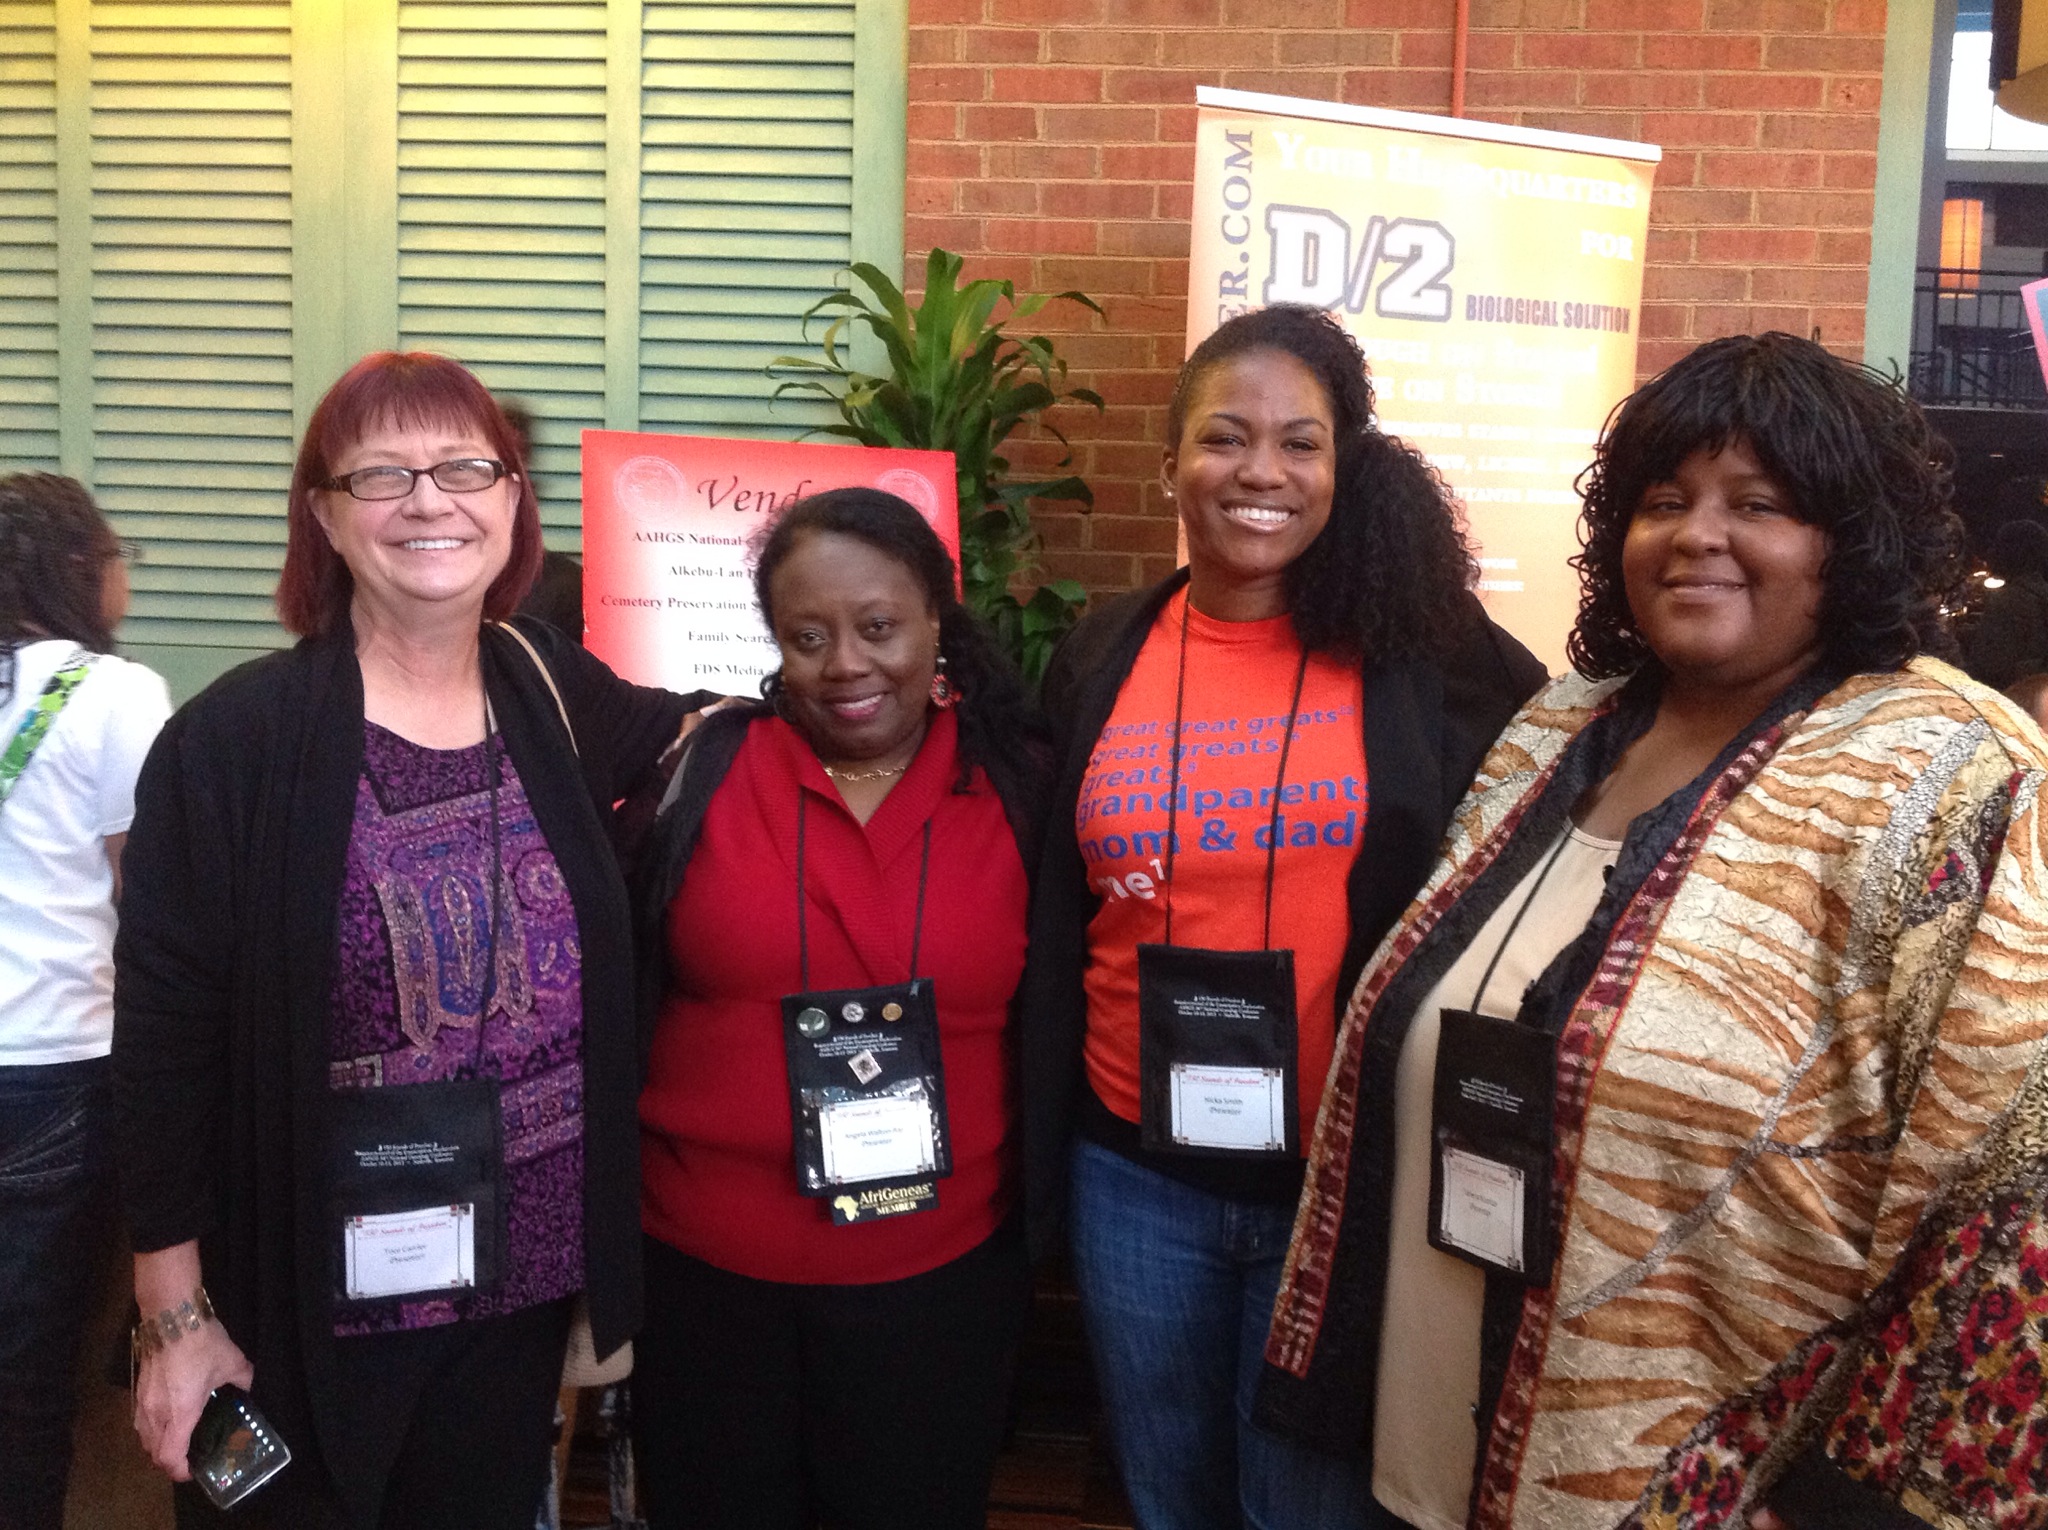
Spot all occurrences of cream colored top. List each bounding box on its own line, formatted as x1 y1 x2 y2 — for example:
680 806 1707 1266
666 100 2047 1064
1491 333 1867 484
1370 824 1621 1530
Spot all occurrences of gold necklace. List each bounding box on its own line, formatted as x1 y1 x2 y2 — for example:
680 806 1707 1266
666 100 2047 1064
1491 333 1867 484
821 761 908 782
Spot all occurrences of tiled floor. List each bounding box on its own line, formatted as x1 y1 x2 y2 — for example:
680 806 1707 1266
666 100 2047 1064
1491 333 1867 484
983 1433 1135 1530
977 1267 1136 1530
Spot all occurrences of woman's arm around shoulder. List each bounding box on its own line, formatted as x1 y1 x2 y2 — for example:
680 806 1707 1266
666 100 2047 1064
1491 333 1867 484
496 614 712 792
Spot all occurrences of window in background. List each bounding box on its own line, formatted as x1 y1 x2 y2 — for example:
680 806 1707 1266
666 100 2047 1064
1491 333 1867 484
1949 28 2048 153
1942 197 1987 285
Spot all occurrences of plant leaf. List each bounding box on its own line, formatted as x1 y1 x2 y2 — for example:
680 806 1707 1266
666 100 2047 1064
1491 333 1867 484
763 246 1104 661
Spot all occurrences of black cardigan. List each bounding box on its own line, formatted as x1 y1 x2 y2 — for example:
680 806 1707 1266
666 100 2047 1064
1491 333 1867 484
1016 571 1549 1261
112 618 697 1486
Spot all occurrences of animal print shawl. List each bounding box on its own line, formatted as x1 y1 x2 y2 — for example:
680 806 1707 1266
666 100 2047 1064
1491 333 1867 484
1259 659 2048 1530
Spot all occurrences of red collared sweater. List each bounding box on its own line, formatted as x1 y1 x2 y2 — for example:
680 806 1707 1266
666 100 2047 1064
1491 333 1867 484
638 709 1030 1285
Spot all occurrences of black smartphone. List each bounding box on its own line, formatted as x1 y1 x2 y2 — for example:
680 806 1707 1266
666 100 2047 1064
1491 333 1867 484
186 1384 291 1509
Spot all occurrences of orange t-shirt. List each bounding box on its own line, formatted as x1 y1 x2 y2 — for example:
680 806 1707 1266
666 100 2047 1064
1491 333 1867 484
1080 590 1368 1151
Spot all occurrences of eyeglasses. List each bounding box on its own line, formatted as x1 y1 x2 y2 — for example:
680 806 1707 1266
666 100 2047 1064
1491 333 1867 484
318 458 509 502
115 540 144 564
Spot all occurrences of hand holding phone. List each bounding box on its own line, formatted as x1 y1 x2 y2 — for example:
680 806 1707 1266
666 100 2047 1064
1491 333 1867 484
132 1312 253 1481
186 1385 291 1509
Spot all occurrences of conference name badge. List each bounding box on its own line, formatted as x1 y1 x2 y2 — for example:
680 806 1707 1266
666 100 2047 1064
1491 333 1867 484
1137 943 1300 1158
326 1076 506 1303
781 978 951 1225
1426 1007 1558 1285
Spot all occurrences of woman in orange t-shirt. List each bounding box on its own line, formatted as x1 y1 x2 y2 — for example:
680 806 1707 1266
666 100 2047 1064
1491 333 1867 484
1017 306 1546 1530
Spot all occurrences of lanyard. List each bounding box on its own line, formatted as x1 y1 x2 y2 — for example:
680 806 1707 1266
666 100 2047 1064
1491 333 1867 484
1160 592 1311 952
794 790 933 993
0 650 93 810
1464 827 1574 1019
468 694 506 1075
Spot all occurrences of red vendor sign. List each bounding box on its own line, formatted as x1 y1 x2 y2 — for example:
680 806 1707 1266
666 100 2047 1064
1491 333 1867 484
580 430 959 694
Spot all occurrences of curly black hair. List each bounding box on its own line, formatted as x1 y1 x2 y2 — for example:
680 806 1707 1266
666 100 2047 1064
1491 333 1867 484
1570 331 1964 680
750 487 1047 787
1166 305 1478 662
0 473 120 699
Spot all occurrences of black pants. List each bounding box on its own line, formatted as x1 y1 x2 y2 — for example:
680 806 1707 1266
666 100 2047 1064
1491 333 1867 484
174 1297 571 1530
633 1223 1031 1530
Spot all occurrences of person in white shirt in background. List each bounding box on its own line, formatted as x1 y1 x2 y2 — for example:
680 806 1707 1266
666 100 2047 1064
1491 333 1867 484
0 472 170 1530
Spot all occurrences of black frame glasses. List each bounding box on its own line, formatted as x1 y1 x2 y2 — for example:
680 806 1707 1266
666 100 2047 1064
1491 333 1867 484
318 458 509 502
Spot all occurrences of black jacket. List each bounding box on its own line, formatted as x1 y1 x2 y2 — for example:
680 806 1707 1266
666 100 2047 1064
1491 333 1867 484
1016 571 1549 1260
112 618 696 1490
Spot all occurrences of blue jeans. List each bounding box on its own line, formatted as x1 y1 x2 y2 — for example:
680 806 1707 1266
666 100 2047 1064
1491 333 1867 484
1068 1137 1372 1530
0 1057 115 1530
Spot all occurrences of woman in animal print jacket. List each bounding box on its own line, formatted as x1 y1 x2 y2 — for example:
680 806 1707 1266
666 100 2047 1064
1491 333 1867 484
1256 333 2048 1530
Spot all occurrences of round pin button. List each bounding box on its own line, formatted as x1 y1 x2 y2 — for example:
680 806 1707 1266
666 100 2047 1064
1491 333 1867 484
882 1002 903 1022
796 1007 829 1038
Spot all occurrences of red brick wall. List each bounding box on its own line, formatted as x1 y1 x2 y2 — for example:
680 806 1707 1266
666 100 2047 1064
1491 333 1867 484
906 0 1888 595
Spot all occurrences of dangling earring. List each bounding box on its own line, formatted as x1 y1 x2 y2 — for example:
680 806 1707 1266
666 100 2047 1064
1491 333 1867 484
929 654 956 710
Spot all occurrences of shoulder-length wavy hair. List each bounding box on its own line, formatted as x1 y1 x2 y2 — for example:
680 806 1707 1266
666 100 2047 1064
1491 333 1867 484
275 352 542 638
0 472 120 697
1164 305 1477 662
1570 331 1964 680
751 487 1043 784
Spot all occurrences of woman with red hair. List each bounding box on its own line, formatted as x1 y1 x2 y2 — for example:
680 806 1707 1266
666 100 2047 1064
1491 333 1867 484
112 352 703 1526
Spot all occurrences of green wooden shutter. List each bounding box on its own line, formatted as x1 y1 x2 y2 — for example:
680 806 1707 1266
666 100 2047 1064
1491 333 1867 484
91 0 296 655
395 0 610 536
638 0 859 437
5 0 903 701
0 2 60 471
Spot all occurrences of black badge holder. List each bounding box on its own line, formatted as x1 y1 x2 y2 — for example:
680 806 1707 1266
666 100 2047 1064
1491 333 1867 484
1425 833 1570 1287
781 800 953 1225
327 1076 507 1301
1136 603 1308 1159
1137 943 1298 1156
327 697 512 1304
187 1383 291 1509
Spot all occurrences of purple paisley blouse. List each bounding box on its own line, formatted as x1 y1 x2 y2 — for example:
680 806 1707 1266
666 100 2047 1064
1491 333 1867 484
327 721 586 1335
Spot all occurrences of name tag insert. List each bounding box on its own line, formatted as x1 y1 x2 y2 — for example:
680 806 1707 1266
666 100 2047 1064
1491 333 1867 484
343 1203 476 1300
1436 1146 1526 1272
819 1095 938 1184
1169 1062 1287 1151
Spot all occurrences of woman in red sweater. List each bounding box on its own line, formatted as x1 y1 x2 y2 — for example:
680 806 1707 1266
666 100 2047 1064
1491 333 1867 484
631 488 1049 1530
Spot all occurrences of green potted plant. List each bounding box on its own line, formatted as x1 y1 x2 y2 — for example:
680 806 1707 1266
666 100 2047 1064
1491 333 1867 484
769 248 1104 682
